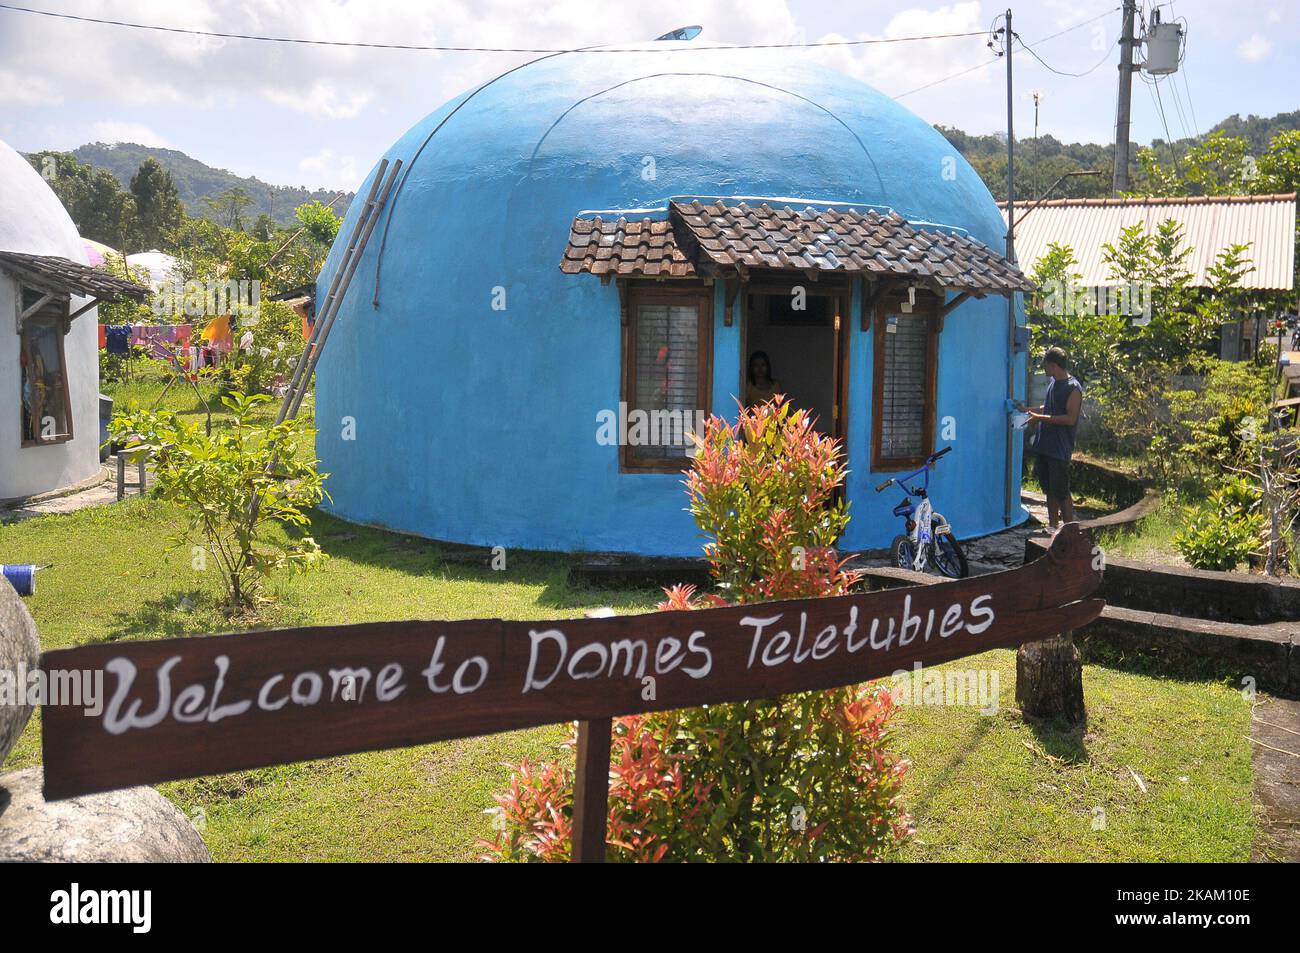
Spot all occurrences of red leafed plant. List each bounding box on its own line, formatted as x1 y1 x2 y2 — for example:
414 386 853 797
484 396 911 862
484 715 713 863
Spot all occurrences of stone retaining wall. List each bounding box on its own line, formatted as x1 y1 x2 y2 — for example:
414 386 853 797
1026 536 1300 624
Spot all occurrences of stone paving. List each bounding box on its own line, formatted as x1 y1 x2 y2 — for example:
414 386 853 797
857 492 1052 575
0 457 150 525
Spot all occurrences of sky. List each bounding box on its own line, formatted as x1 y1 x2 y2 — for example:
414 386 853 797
0 0 1295 192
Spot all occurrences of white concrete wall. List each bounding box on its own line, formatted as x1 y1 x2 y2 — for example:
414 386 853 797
0 139 102 501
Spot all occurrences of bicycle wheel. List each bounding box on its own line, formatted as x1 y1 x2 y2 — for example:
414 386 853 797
932 530 969 578
891 534 917 571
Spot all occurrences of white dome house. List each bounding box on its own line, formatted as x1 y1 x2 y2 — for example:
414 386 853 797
0 138 148 502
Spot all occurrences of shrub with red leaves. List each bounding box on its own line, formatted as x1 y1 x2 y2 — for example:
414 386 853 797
485 397 912 862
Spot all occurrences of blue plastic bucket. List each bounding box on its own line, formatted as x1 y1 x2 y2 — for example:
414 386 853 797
2 564 40 596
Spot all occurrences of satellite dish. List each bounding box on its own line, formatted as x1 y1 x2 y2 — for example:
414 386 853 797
654 25 703 41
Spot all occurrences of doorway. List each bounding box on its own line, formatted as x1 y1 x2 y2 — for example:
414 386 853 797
741 280 851 443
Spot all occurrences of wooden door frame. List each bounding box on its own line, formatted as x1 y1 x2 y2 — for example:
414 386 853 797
739 275 852 449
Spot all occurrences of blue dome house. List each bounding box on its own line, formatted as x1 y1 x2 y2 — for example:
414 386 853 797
315 41 1035 556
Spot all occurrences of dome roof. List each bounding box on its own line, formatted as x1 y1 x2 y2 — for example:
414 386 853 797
0 138 86 263
352 42 1002 264
314 44 1019 556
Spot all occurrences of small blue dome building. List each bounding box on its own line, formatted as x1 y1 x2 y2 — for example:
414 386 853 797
316 41 1033 556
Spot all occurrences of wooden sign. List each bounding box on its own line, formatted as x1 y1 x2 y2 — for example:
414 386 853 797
41 525 1102 802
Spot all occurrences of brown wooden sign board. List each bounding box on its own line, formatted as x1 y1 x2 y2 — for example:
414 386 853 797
41 525 1103 803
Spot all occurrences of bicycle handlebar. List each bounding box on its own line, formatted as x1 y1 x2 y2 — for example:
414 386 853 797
874 446 955 494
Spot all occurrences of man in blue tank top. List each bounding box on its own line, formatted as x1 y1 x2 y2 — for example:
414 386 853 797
1022 347 1083 531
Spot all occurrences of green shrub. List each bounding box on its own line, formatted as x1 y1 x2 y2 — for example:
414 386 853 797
1173 477 1264 571
109 392 327 608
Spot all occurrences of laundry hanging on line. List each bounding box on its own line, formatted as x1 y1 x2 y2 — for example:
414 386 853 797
103 324 132 355
131 324 193 360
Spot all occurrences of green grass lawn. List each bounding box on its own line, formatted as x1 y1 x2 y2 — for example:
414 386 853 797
1094 498 1188 565
0 491 1256 861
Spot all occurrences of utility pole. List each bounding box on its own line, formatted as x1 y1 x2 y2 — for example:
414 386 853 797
1004 8 1015 265
1002 7 1016 527
1113 0 1138 194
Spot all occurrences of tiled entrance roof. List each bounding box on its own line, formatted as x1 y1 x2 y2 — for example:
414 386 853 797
561 200 1036 295
559 216 696 278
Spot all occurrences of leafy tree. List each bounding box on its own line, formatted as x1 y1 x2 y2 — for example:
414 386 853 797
204 185 254 230
1101 219 1201 366
129 157 184 249
1254 130 1300 193
1027 242 1125 387
25 151 138 248
70 168 135 250
294 199 342 245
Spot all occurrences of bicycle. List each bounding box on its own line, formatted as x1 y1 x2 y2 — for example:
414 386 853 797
873 445 969 578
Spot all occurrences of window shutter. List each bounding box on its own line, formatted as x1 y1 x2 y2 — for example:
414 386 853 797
633 302 699 459
879 313 929 460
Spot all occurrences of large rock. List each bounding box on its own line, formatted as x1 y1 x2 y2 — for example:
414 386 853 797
0 767 211 862
0 579 40 764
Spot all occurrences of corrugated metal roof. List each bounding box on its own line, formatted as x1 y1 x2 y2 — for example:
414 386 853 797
1001 193 1297 291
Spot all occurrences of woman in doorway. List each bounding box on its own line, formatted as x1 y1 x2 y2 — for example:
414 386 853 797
745 350 780 407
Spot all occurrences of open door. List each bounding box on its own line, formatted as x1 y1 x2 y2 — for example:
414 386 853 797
741 279 851 448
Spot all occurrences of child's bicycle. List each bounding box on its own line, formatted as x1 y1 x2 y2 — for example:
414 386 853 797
873 446 969 578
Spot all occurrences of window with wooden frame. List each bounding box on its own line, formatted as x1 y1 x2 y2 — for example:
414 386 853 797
18 289 74 447
621 281 712 472
871 295 939 470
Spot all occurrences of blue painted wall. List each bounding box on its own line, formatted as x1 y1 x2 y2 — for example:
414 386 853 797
316 43 1027 555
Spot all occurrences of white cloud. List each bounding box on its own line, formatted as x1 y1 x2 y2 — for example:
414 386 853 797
87 120 173 148
298 148 360 191
0 0 802 118
808 3 992 100
1237 33 1273 62
0 69 61 106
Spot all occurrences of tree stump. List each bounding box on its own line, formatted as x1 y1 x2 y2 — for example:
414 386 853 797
1015 632 1086 726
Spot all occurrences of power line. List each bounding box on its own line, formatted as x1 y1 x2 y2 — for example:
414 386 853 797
1146 75 1182 176
1165 73 1192 140
0 3 986 53
896 57 997 99
1167 0 1201 138
1179 67 1200 138
894 7 1120 99
1016 34 1117 77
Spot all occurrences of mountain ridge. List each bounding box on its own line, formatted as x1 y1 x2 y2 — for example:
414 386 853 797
68 141 354 226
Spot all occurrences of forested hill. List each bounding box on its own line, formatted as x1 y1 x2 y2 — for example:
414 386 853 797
937 110 1300 202
71 142 352 226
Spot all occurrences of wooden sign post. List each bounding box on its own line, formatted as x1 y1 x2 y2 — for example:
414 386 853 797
40 525 1102 861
